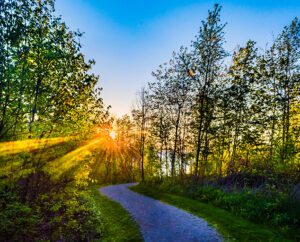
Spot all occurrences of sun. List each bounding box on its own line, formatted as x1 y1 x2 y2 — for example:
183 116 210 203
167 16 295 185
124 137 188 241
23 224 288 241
109 130 117 139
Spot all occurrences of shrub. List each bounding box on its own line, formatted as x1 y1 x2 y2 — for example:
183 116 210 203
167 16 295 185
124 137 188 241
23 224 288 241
0 185 103 241
0 189 40 241
36 189 103 241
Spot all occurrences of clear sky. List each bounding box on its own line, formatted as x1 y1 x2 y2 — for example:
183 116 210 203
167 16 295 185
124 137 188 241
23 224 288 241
55 0 300 117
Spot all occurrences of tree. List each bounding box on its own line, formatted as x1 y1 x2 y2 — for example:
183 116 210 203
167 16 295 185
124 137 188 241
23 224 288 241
273 18 300 162
226 41 261 168
132 88 150 181
0 0 103 141
151 48 192 177
190 4 227 179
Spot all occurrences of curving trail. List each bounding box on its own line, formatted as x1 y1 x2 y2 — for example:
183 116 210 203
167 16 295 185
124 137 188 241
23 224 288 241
99 183 222 242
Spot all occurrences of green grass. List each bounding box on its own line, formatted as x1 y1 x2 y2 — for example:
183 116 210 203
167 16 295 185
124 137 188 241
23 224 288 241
90 187 142 242
131 184 293 242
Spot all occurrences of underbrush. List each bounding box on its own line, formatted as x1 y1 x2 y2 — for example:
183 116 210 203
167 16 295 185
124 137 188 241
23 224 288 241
0 185 103 242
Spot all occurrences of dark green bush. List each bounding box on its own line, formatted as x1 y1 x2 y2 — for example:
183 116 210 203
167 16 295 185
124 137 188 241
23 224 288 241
0 186 103 241
0 189 40 241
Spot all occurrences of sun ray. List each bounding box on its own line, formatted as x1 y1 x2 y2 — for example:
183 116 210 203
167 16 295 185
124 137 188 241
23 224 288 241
0 136 75 156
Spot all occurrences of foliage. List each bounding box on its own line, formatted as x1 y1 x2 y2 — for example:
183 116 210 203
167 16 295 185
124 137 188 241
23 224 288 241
0 0 109 240
132 4 300 183
0 0 107 141
0 184 103 241
0 189 40 241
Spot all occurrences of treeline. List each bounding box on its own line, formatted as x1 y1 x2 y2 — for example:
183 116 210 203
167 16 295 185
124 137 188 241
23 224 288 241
0 0 110 240
133 4 300 187
0 0 106 141
131 5 300 235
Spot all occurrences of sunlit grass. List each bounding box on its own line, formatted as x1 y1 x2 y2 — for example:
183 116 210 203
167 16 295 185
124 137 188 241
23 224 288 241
90 186 142 241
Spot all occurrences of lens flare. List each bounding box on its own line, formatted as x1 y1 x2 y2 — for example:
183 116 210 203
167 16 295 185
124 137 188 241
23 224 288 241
109 130 117 139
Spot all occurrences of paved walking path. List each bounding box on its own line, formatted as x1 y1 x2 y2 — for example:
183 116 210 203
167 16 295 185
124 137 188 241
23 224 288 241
99 183 222 242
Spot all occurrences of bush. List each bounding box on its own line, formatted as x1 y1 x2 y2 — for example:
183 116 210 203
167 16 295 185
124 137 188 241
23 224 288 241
0 189 40 241
36 189 103 241
192 187 299 228
0 185 103 241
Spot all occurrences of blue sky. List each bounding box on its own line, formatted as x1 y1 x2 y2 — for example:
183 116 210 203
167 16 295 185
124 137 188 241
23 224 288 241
55 0 300 116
